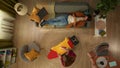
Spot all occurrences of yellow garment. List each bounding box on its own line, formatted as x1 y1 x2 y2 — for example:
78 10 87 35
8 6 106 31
51 38 72 55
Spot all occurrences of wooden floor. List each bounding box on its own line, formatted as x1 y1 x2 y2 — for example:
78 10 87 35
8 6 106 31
11 0 120 68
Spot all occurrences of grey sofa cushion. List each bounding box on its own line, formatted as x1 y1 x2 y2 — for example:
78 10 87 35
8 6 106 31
95 43 109 56
55 2 90 13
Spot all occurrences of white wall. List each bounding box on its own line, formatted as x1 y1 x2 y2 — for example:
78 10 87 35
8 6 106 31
0 10 15 40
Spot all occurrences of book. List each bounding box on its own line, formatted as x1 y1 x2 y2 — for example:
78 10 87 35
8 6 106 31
5 49 12 67
0 50 6 64
37 7 48 20
0 48 17 68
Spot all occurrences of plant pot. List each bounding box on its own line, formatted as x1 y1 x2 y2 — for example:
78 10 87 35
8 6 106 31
94 10 107 19
99 15 106 19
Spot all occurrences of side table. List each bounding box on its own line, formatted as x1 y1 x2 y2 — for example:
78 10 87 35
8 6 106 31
94 15 107 37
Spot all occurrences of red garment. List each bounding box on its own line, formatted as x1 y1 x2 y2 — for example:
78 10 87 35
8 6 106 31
47 50 58 59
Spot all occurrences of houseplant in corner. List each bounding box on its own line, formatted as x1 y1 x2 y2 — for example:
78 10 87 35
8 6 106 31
95 0 119 18
94 0 119 37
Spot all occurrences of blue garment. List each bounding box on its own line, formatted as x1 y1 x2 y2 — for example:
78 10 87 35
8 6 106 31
41 15 69 27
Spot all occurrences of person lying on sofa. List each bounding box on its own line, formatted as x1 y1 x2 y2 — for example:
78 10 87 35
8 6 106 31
40 11 88 28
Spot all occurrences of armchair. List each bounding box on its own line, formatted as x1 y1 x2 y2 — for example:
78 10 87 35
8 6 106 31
29 7 48 27
87 43 120 68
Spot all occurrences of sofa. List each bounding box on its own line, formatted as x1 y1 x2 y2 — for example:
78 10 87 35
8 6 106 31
30 2 91 28
55 2 91 16
54 2 91 27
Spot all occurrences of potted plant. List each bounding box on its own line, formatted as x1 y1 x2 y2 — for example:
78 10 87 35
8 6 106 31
94 0 120 37
94 0 119 18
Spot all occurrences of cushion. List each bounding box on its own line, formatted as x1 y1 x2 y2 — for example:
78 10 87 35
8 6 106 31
30 7 41 23
51 38 73 55
47 37 76 59
55 2 89 13
95 42 109 56
24 49 39 61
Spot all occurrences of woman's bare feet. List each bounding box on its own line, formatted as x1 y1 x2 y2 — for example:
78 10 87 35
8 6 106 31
84 16 88 20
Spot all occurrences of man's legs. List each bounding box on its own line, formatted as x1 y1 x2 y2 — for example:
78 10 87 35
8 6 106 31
40 15 68 27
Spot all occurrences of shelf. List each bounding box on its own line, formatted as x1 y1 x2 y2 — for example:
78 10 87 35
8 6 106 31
0 48 17 68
